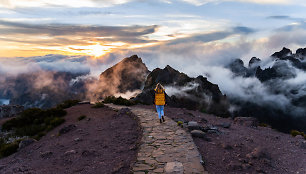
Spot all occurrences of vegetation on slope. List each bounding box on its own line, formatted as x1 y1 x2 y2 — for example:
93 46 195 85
0 100 79 158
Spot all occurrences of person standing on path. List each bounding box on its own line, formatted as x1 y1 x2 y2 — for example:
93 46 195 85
154 83 166 123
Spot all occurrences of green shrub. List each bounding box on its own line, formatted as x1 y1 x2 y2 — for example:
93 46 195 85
15 124 45 136
91 102 105 108
0 101 72 158
78 115 86 121
44 108 67 117
103 96 136 106
177 121 183 126
33 132 46 141
291 130 303 137
0 142 19 158
200 108 206 113
50 117 65 127
2 105 67 141
259 123 269 127
56 99 80 109
103 96 117 103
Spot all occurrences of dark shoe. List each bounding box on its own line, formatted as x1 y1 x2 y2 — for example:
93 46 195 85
162 116 165 122
160 119 162 123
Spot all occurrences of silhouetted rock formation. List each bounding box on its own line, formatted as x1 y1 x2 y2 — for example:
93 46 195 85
135 65 230 117
248 57 261 68
226 47 306 133
271 47 292 58
228 59 248 77
94 55 150 99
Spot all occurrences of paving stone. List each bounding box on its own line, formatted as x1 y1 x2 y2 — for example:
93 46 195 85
164 162 184 174
106 104 207 174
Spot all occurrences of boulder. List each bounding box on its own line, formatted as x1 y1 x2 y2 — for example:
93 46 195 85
221 122 231 128
59 124 76 135
300 141 306 149
234 117 258 127
18 138 36 149
40 151 53 158
187 121 201 131
190 130 206 138
117 108 132 115
246 147 271 160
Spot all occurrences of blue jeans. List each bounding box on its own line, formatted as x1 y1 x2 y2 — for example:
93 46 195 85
156 105 164 119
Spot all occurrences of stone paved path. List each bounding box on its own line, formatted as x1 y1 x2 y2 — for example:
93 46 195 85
106 104 207 174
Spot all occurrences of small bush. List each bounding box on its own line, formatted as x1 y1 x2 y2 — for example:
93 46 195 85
259 123 269 127
291 130 303 137
92 102 105 108
33 132 46 141
50 117 65 127
177 121 183 126
78 115 86 121
56 99 80 109
2 105 67 140
0 142 19 158
103 96 135 106
0 101 72 158
15 124 45 137
200 108 206 113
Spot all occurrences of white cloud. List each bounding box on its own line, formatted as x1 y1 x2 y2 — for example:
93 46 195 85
2 0 305 9
178 0 306 6
0 0 135 8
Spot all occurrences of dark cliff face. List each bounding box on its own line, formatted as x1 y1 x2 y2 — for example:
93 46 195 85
271 47 293 59
144 65 191 89
94 55 150 99
227 59 248 77
226 47 306 133
135 65 230 117
271 47 306 71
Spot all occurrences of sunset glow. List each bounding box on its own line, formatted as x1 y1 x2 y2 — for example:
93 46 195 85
0 0 305 60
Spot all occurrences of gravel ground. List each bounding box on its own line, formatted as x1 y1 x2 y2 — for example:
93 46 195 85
0 104 142 174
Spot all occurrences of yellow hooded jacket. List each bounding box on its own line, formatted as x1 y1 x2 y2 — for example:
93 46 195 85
154 88 166 105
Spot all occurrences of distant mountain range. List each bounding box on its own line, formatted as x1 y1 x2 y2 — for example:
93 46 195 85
227 47 306 132
0 48 305 133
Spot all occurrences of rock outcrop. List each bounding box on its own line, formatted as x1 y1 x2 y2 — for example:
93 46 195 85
0 105 24 118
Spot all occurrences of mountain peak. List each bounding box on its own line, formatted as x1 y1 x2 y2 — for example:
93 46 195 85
249 57 261 68
271 47 292 58
122 55 143 63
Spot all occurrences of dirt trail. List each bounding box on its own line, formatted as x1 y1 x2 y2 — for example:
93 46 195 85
107 104 207 174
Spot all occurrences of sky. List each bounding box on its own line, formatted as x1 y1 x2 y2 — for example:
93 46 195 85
0 0 306 71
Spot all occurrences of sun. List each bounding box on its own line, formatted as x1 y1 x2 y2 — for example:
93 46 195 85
67 42 126 58
88 44 108 57
67 43 111 57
